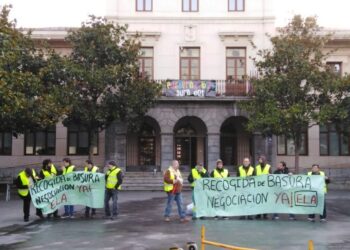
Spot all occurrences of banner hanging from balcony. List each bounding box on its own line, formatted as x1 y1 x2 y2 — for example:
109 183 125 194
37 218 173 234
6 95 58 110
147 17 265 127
30 172 105 214
194 174 325 217
164 80 216 97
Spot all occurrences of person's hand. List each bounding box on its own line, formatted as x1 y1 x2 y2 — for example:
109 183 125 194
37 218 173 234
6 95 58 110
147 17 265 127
61 165 65 171
288 172 293 176
173 179 179 184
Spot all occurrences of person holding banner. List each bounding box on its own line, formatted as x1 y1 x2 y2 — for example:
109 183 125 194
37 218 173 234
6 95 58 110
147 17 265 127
164 160 189 223
61 158 76 218
16 168 43 221
272 161 296 221
104 161 123 220
237 157 255 220
255 155 272 219
39 159 60 219
307 164 330 222
85 160 99 218
210 159 230 178
188 163 208 219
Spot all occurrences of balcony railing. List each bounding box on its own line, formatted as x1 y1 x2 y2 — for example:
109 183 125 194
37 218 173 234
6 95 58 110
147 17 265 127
155 80 252 97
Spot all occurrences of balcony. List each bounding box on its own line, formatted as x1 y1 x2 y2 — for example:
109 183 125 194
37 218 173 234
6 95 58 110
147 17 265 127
155 80 252 98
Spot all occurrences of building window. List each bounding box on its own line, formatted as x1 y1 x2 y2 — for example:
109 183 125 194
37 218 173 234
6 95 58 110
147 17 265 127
0 132 12 155
277 131 308 156
180 47 200 80
226 48 246 83
138 123 156 165
67 124 98 155
138 47 154 79
182 0 198 12
320 124 349 156
136 0 152 11
326 62 342 76
228 0 245 11
25 127 55 155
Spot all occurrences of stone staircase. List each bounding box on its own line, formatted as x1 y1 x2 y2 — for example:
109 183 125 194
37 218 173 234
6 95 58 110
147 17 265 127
122 172 192 191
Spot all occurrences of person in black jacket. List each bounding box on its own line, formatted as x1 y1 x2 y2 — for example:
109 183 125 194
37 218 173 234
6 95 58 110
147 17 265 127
272 161 296 220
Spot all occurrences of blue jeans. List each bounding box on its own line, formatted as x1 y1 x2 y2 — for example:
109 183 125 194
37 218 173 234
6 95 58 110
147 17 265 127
105 189 118 216
191 190 196 218
64 205 74 216
164 192 186 219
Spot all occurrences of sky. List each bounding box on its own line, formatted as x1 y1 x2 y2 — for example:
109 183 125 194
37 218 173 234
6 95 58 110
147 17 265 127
2 0 350 29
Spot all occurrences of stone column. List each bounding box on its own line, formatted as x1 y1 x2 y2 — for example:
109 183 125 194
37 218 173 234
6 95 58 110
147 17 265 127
160 133 174 170
105 122 127 170
207 133 220 172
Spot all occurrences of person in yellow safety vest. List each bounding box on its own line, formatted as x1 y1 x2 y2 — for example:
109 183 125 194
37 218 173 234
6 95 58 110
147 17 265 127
255 155 272 219
104 160 123 220
164 160 189 223
187 163 209 219
84 159 99 218
307 164 330 222
210 159 230 178
61 158 76 218
16 168 42 221
38 159 60 219
237 157 255 220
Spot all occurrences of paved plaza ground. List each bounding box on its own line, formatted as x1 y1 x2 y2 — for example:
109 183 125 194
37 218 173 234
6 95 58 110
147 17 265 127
0 191 350 250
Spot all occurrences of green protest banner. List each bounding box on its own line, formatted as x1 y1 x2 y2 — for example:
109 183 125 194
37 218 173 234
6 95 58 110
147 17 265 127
194 175 325 217
30 171 105 214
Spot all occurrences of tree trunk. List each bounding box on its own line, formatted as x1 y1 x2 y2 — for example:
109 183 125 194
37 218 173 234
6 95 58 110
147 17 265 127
294 135 301 174
88 129 96 161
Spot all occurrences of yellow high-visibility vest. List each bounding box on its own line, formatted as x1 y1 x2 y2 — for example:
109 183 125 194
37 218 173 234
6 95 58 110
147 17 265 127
63 165 75 175
308 171 327 193
84 166 99 173
106 167 122 190
164 167 176 192
191 168 207 187
42 164 57 179
255 164 271 176
213 169 229 178
238 166 254 177
17 169 35 197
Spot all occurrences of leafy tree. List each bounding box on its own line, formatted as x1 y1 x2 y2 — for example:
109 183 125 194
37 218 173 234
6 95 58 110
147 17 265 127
63 16 160 160
0 5 68 137
240 15 342 173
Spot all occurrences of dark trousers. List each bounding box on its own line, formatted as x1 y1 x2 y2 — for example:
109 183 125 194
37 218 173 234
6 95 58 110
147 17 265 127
85 206 96 216
309 200 327 219
105 189 118 217
20 195 31 219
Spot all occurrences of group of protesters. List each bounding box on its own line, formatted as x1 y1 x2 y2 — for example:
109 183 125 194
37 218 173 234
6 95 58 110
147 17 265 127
163 155 330 223
16 158 123 222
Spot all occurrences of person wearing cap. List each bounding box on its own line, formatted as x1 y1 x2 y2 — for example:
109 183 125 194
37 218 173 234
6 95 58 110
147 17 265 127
164 160 189 223
16 167 42 221
237 157 255 220
307 164 330 222
104 160 123 220
188 163 208 219
84 160 99 218
210 159 230 178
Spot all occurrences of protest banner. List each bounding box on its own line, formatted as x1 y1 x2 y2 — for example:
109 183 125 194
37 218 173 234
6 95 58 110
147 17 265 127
194 174 325 217
164 80 217 97
30 171 105 214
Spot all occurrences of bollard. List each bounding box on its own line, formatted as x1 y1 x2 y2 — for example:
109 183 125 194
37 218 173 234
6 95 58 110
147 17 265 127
308 240 314 250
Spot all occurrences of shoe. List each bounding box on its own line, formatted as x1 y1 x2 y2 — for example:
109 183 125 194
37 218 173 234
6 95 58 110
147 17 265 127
180 217 190 223
61 214 69 219
85 213 90 219
53 215 61 219
164 217 170 222
24 217 29 222
263 215 269 220
255 215 261 219
239 216 246 220
223 217 229 220
37 214 44 219
110 216 117 220
247 216 253 220
308 218 315 222
69 215 75 219
289 216 296 221
103 215 111 219
320 218 327 222
272 216 279 220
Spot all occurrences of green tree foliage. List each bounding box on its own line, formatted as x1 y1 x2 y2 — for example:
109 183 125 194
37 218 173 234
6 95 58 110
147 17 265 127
0 5 68 136
240 15 342 173
63 16 160 159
